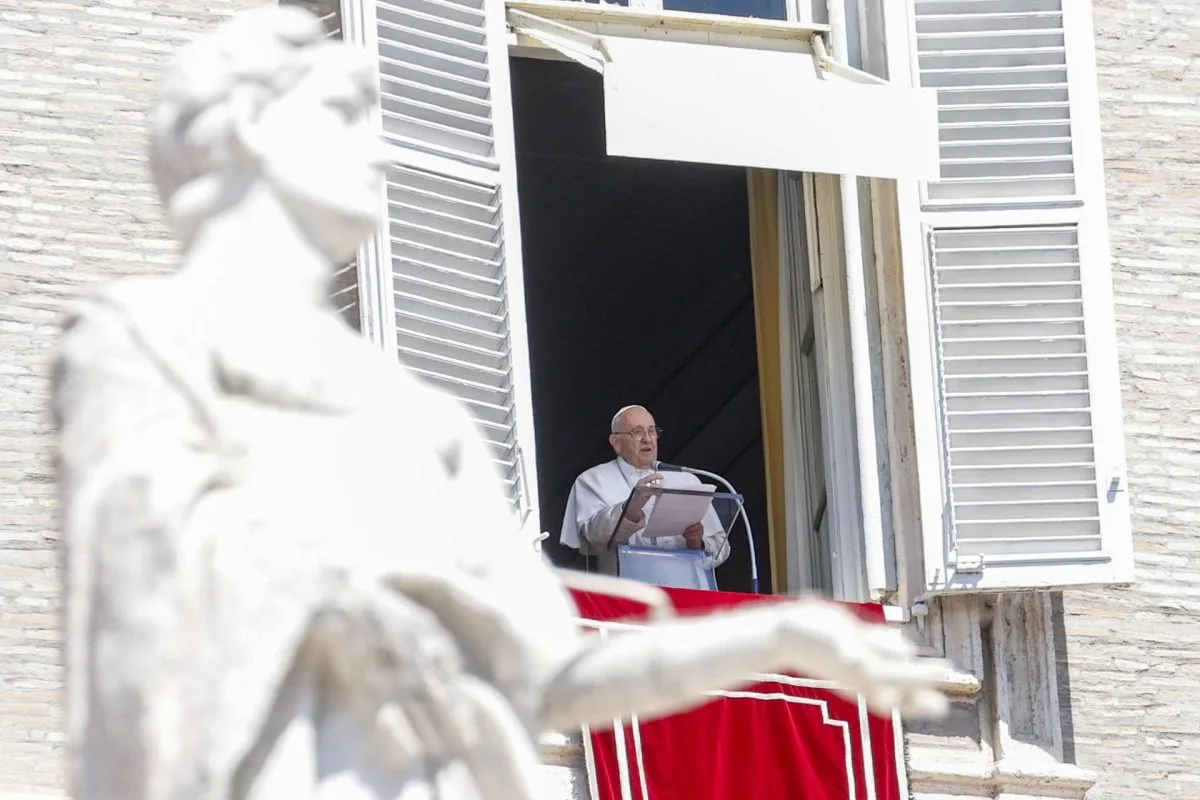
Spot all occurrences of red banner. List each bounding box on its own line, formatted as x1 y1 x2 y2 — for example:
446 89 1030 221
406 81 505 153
570 587 903 800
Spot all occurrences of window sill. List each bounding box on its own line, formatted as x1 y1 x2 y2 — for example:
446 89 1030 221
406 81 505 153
908 748 1097 800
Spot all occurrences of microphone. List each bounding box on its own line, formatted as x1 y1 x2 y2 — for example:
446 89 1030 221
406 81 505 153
651 461 760 594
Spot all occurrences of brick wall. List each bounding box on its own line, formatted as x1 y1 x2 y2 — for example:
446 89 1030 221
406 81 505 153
1061 2 1200 798
3 1 1199 798
0 2 264 792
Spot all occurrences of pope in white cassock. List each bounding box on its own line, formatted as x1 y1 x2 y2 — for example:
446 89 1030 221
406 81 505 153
560 404 732 575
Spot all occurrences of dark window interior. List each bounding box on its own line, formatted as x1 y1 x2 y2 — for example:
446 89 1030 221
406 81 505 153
510 56 772 593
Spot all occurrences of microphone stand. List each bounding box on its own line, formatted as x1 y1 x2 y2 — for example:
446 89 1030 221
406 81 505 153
656 462 759 594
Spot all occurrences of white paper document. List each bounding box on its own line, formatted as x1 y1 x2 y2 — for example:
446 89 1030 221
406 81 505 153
640 478 717 540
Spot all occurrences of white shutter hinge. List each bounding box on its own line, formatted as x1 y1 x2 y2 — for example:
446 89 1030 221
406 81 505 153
953 554 985 574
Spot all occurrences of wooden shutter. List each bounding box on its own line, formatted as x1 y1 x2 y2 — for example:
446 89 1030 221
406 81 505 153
915 0 1075 204
903 0 1132 591
356 0 539 524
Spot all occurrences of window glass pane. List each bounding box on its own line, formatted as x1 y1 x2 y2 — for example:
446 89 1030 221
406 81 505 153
662 0 787 21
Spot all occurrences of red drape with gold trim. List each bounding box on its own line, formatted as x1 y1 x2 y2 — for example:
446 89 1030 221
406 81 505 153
570 587 902 800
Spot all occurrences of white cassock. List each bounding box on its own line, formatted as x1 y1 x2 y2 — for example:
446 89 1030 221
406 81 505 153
560 457 732 576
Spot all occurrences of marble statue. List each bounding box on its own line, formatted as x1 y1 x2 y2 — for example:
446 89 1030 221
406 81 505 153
51 7 949 800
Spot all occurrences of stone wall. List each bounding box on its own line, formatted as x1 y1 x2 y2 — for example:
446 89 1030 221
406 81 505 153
1060 2 1200 798
0 1 264 792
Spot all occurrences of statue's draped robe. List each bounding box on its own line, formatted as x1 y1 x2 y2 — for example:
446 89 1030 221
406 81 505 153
54 278 581 799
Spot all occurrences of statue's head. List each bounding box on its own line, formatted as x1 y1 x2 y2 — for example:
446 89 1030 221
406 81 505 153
149 6 387 264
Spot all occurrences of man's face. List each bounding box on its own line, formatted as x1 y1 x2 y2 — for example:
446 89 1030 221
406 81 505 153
609 407 659 471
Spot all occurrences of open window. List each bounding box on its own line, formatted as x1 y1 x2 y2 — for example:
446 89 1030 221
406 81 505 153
341 0 944 597
505 2 942 598
509 55 774 591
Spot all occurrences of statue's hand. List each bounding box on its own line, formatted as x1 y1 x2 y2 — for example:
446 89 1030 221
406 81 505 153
777 600 951 720
311 579 547 800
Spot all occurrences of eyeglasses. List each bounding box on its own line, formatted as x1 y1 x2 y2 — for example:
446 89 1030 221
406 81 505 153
615 426 663 440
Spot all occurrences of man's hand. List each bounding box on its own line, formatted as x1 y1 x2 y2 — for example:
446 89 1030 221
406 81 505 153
682 522 704 549
628 473 663 520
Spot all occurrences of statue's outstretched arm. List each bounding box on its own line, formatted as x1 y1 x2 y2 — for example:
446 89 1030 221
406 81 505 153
540 596 949 732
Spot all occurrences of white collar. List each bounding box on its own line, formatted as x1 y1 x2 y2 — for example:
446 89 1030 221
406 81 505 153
615 457 651 483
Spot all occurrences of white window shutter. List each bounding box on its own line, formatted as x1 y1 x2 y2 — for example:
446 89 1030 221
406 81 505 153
915 0 1076 205
356 0 540 528
902 0 1132 592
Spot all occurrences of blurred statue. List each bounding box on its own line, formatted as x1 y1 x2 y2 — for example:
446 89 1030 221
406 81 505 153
52 7 948 800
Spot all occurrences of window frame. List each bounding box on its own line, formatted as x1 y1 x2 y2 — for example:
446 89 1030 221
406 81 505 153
505 3 940 184
801 172 870 602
